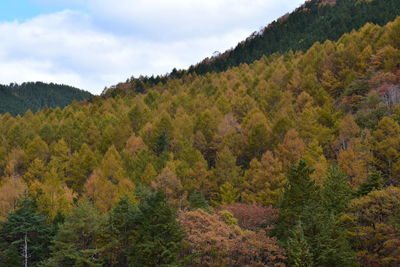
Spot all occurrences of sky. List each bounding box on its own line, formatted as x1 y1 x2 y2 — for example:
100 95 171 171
0 0 305 94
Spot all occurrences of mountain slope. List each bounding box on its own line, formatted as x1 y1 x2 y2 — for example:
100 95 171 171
0 14 399 267
0 82 93 115
106 0 400 96
189 0 400 74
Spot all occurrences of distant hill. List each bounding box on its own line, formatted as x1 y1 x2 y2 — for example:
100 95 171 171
0 82 93 115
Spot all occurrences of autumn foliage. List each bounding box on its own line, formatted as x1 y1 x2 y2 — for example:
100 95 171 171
0 12 400 267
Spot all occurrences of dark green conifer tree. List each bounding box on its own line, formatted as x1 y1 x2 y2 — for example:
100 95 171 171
356 170 384 197
317 165 355 266
322 165 353 215
274 160 320 242
0 199 53 267
131 191 185 266
102 196 137 267
44 201 105 267
286 221 313 267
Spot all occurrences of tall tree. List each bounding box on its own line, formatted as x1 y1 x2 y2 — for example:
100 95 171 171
242 151 286 206
44 200 105 267
151 162 186 208
212 146 242 190
0 176 27 220
0 199 53 267
285 222 313 267
274 160 320 242
131 191 185 266
30 167 76 220
68 143 98 193
84 145 135 212
101 197 137 267
345 186 400 266
321 165 353 215
372 117 400 185
275 161 355 266
275 129 306 169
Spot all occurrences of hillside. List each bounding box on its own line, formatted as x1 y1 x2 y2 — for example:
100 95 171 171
0 82 93 115
107 0 400 96
189 0 400 74
0 15 399 266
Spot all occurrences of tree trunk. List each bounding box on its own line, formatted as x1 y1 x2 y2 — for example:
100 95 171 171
24 233 28 267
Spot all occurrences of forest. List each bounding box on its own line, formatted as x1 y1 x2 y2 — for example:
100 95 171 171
107 0 400 94
0 82 92 116
0 5 400 267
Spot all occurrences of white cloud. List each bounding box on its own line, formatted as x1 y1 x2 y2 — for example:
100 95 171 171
86 0 302 38
0 0 305 94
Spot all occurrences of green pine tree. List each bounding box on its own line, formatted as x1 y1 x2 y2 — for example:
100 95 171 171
316 165 355 266
131 191 185 266
322 165 353 215
314 214 355 267
188 192 210 212
44 201 105 267
356 170 383 197
274 160 320 242
0 199 53 267
286 221 313 267
102 196 137 266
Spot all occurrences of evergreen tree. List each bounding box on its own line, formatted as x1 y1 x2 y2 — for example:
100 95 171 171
356 170 384 197
188 192 210 212
276 161 355 266
314 214 355 267
131 191 185 266
274 160 320 242
318 166 355 266
322 165 353 215
102 196 137 267
0 199 53 267
286 221 313 267
44 201 105 266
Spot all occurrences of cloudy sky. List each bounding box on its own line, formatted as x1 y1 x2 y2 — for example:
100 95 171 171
0 0 304 94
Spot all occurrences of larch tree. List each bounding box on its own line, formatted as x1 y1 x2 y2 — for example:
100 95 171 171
84 145 135 213
30 167 76 220
151 161 186 208
25 136 49 164
219 182 239 205
24 159 46 184
344 186 400 266
68 143 98 193
372 117 400 185
0 176 27 220
242 151 286 206
275 129 306 170
212 146 242 190
338 137 371 189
